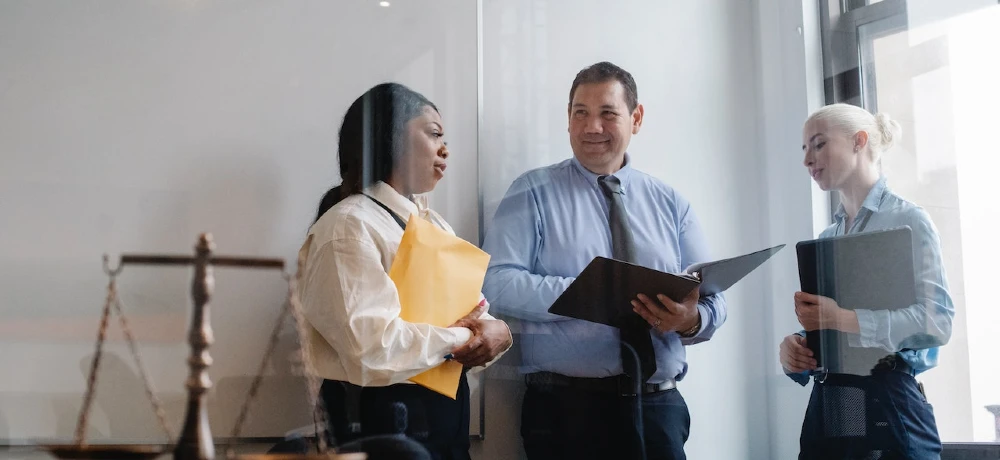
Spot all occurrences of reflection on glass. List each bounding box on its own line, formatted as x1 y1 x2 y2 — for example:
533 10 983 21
863 5 1000 443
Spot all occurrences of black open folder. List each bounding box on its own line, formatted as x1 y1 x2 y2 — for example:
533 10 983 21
547 245 784 328
796 227 915 374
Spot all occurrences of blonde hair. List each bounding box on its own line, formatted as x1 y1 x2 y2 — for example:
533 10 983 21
806 103 902 163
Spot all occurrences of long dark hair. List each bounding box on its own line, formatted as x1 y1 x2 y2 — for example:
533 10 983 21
314 83 438 224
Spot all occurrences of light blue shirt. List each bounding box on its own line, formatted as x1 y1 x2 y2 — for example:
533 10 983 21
481 156 727 383
787 176 955 385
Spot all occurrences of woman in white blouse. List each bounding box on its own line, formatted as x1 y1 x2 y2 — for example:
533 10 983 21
299 83 512 460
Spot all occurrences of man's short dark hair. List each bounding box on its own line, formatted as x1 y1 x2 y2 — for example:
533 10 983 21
568 61 638 112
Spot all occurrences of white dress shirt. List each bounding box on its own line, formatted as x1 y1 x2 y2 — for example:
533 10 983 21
298 181 507 387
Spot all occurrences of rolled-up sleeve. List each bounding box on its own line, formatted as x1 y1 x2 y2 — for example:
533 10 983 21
848 211 954 352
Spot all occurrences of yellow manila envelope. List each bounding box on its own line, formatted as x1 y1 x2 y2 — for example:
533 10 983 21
389 214 491 399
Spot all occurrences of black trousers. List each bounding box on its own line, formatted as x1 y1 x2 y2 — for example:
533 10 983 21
521 382 690 460
799 370 941 460
321 372 471 460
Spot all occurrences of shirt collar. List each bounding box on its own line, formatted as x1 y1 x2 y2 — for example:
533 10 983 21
366 181 419 221
571 153 634 194
834 175 888 220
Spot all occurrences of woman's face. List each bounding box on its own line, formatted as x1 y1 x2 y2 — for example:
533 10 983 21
397 106 448 195
801 118 863 192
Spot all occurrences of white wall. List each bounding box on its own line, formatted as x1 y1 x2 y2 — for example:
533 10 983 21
0 0 480 442
752 0 828 458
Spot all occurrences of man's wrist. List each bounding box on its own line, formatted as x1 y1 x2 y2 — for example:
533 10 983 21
678 309 702 337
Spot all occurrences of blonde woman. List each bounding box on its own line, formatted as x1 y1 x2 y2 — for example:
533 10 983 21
780 104 954 459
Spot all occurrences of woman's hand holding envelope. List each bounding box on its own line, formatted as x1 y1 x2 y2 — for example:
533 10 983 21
446 298 512 367
449 318 512 367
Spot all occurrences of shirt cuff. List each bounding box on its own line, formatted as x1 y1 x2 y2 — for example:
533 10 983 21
680 304 710 341
500 321 513 352
447 326 473 347
786 369 811 386
851 309 884 349
786 330 811 386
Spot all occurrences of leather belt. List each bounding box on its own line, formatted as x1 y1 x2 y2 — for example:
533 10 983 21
816 354 916 384
871 354 914 376
525 371 676 396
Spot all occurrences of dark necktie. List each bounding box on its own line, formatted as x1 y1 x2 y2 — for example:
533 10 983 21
598 175 656 383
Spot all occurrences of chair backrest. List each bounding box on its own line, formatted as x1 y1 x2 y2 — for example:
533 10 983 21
337 435 432 460
268 401 432 460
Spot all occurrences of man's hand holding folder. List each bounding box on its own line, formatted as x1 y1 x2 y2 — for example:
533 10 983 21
632 290 701 335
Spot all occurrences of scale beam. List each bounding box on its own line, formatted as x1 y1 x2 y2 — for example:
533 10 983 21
118 255 284 269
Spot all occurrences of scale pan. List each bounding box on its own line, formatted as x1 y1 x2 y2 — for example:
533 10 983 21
41 444 167 460
233 454 366 460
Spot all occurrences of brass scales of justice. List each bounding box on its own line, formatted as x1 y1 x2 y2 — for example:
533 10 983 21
40 233 365 460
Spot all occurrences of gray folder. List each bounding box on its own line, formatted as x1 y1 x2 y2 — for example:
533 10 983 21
796 227 915 374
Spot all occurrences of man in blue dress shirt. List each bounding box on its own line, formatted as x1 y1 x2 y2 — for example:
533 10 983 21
481 62 728 460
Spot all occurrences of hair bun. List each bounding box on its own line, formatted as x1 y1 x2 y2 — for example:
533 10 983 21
874 112 902 152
